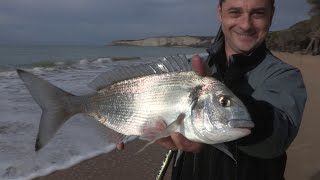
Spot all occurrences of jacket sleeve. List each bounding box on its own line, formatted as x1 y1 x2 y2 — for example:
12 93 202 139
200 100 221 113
237 66 307 159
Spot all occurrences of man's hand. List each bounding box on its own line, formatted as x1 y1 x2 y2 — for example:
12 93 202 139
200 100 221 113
117 54 210 152
154 54 210 153
191 54 210 76
117 142 124 150
156 133 203 153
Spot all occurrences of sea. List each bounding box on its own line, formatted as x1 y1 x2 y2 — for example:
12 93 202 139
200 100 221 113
0 45 207 180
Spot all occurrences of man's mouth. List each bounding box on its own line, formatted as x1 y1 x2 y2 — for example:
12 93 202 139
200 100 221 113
234 31 255 38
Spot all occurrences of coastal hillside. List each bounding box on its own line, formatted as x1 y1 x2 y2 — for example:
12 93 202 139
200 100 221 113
266 19 312 53
111 36 214 48
111 19 314 54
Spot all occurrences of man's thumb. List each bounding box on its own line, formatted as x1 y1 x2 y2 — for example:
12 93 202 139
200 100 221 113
191 54 210 76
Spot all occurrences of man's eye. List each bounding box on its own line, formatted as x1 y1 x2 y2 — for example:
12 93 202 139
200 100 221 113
229 11 240 14
252 12 265 18
229 11 241 17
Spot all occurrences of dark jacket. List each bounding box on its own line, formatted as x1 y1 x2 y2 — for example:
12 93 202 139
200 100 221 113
171 33 307 180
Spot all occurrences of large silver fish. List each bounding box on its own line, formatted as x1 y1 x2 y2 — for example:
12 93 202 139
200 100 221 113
17 55 254 153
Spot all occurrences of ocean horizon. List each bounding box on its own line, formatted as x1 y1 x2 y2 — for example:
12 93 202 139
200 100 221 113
0 45 206 71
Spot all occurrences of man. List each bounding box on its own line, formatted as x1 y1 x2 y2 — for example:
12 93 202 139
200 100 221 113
155 0 307 179
118 0 307 179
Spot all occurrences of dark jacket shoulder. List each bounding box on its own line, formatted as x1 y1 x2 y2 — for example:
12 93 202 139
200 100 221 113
247 51 303 90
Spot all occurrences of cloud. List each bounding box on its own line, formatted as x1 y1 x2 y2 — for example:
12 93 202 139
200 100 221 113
0 0 311 45
271 0 311 30
0 0 217 24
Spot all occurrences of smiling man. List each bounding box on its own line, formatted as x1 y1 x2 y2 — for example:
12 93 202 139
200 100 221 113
155 0 307 179
117 0 306 179
219 0 274 57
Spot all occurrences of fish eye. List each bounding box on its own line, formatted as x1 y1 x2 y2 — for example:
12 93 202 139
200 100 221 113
218 96 231 107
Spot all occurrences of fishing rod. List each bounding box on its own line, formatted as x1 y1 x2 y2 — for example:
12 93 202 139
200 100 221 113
155 150 175 180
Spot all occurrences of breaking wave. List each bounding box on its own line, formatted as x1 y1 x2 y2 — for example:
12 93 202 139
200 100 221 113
0 56 146 73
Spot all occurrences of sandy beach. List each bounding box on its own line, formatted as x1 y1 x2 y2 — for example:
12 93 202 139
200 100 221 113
34 141 172 180
274 52 320 180
34 52 319 180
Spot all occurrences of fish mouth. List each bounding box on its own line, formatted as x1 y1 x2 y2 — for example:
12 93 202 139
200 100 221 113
228 119 255 129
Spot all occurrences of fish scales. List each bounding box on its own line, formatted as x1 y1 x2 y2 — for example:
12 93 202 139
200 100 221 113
86 71 203 136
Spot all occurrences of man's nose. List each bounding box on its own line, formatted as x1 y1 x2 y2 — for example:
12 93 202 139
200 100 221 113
239 14 252 31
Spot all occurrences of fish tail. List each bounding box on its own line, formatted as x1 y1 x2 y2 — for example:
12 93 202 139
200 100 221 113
17 69 83 151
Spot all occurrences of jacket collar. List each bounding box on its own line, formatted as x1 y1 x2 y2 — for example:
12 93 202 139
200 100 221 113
207 41 268 74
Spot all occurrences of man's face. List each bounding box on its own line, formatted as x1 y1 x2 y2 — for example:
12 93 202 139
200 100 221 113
218 0 274 56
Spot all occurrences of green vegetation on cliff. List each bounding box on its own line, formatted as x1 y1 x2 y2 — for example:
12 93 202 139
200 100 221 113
266 20 312 53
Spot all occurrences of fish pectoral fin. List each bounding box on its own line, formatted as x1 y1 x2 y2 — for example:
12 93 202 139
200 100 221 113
140 119 167 141
137 113 186 154
212 143 237 163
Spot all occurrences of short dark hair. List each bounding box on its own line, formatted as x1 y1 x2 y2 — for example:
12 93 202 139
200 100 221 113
219 0 275 7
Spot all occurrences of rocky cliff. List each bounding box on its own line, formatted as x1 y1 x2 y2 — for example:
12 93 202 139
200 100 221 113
111 19 313 53
111 36 214 48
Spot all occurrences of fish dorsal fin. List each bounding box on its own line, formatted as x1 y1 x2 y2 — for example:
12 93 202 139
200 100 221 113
88 54 192 90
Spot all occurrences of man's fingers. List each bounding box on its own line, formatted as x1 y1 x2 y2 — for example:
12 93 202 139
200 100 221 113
156 136 178 151
171 133 192 149
116 142 124 150
191 54 210 77
171 133 203 153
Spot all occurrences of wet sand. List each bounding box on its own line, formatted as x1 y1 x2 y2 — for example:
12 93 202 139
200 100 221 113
35 52 319 180
34 141 172 180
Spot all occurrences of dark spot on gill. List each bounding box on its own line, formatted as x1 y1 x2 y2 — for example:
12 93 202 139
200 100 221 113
190 85 203 110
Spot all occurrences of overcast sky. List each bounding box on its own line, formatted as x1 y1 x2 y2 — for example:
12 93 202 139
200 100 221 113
0 0 311 45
